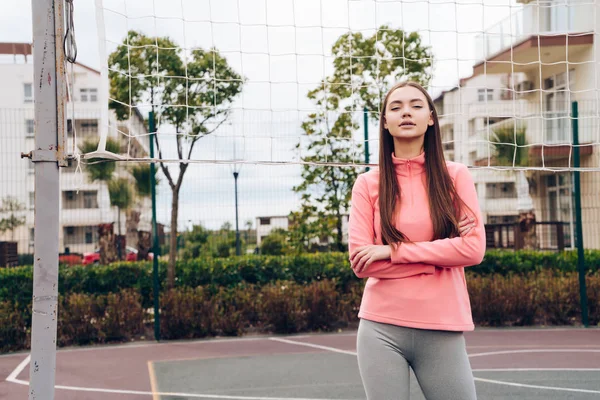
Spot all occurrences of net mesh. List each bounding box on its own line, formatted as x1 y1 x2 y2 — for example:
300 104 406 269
86 0 600 173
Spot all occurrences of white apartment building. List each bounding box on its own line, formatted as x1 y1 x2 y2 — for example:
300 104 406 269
436 0 600 249
435 73 523 227
256 214 349 250
0 42 151 256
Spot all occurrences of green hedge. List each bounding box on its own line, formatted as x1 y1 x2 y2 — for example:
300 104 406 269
2 271 599 353
2 250 600 310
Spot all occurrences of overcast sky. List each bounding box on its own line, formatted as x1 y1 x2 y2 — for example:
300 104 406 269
1 0 520 232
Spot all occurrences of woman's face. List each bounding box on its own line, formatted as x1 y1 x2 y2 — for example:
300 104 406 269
383 85 434 141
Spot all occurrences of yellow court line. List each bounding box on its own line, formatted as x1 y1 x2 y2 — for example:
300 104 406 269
147 361 160 400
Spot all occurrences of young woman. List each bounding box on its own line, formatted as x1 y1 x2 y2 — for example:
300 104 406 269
348 81 486 400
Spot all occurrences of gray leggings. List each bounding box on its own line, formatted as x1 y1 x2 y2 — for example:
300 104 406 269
357 318 477 400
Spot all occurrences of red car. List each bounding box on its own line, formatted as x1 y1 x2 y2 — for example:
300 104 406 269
82 246 154 265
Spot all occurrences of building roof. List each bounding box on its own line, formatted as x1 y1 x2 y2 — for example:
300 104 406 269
0 41 100 74
0 42 148 126
0 42 32 57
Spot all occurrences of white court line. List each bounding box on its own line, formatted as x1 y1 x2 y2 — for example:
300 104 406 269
6 355 30 382
467 344 600 349
5 377 343 400
4 333 353 356
474 368 600 372
43 336 274 354
272 338 600 395
7 339 600 397
469 349 600 357
5 351 342 399
474 377 600 394
268 338 357 356
471 328 599 332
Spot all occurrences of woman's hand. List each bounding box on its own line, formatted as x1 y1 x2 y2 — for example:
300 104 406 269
349 245 391 274
459 215 476 236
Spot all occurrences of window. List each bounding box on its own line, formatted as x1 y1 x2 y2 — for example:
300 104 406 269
487 215 518 224
80 88 98 102
468 119 476 136
63 158 78 173
259 217 271 225
469 151 477 165
29 192 35 210
85 226 93 244
543 69 575 143
80 120 98 136
486 182 517 199
83 191 98 209
24 83 33 103
478 88 493 102
25 119 34 137
63 191 77 209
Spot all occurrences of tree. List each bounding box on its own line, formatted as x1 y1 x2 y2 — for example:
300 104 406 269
260 228 291 255
79 138 122 182
108 177 134 238
108 31 183 121
492 126 528 167
293 82 359 252
180 224 211 259
108 30 244 288
130 164 160 259
80 137 125 262
291 26 433 252
491 125 538 250
181 222 242 258
288 194 321 253
0 197 26 241
329 25 433 111
131 164 159 198
211 222 241 258
244 219 254 248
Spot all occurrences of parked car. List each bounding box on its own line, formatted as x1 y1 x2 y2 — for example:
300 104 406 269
82 246 154 265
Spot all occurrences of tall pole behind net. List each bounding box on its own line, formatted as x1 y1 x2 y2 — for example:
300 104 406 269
28 0 66 398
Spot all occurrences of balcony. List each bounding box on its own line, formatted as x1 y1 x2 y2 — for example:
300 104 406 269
61 208 107 226
482 197 518 215
469 106 596 164
467 99 530 118
486 109 596 145
473 1 594 75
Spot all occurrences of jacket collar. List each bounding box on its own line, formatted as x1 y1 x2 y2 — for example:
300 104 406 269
391 151 426 176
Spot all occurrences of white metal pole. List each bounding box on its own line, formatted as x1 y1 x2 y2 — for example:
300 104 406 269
28 0 65 398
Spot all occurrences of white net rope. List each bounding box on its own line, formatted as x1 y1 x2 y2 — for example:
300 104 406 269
89 0 600 172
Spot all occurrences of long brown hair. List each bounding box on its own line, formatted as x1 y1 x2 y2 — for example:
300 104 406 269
378 81 471 247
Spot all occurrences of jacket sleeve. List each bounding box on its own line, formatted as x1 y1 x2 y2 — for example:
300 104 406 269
348 174 435 278
389 164 486 267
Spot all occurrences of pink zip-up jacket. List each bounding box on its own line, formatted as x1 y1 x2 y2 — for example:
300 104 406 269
348 151 486 331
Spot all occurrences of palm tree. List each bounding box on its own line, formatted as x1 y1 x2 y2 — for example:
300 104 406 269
131 164 159 198
131 164 160 260
108 177 133 237
0 197 26 241
491 125 538 250
80 137 125 261
78 138 121 182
